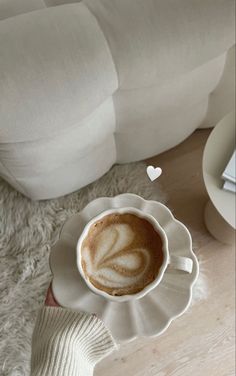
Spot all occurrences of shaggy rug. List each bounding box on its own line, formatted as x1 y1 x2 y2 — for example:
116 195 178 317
0 162 206 376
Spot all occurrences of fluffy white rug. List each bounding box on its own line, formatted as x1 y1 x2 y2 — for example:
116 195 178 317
0 162 206 376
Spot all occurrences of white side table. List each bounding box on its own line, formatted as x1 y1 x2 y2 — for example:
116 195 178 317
203 112 236 245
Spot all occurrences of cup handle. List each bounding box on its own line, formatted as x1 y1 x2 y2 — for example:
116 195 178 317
167 255 193 274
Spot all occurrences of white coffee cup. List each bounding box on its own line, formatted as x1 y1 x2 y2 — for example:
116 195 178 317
77 207 193 302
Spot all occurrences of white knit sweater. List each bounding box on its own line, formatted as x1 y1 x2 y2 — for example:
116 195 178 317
31 307 116 376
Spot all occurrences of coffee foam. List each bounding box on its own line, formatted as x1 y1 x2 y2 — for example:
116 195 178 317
81 213 164 296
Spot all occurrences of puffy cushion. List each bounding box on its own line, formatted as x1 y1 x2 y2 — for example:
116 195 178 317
114 54 227 162
0 4 118 142
0 0 235 199
85 0 235 89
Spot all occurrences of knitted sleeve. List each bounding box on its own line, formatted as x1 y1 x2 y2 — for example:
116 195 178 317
31 306 116 376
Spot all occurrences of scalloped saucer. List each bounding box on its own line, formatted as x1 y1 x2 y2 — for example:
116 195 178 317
50 194 199 343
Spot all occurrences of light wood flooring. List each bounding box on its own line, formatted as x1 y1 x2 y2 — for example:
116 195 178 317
96 129 235 376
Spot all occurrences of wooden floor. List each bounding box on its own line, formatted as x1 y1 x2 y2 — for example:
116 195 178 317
96 129 235 376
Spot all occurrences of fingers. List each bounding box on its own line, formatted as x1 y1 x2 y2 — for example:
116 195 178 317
45 284 60 307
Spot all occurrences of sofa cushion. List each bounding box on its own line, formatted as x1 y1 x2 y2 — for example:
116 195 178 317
114 54 227 162
85 0 235 89
0 3 118 142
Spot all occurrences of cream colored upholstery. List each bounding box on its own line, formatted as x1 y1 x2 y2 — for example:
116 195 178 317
0 0 235 199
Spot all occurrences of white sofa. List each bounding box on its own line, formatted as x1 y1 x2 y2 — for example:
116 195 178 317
0 0 235 199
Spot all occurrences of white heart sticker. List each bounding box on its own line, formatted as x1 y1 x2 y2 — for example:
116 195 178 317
146 165 162 181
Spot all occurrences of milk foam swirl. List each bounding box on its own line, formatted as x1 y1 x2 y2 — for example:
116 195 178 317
82 223 154 294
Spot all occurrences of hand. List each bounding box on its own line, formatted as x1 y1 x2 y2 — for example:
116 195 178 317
45 284 60 307
45 283 98 318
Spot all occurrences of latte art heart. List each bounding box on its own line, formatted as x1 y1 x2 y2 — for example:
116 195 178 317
83 225 151 286
81 213 164 296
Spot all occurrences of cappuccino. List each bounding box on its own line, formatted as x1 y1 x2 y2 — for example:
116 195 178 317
80 213 164 296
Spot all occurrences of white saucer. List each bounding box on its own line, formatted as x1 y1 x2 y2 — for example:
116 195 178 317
50 194 199 343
